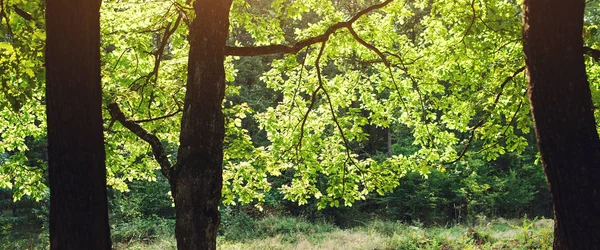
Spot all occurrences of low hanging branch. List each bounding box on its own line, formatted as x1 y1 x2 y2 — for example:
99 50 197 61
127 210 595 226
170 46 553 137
107 103 172 180
224 0 394 56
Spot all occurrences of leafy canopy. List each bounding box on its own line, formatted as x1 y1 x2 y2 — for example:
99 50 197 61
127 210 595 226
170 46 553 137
2 0 599 208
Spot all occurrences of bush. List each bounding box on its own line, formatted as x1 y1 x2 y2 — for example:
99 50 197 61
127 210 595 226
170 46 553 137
219 208 338 243
258 215 336 237
111 215 174 244
219 208 262 241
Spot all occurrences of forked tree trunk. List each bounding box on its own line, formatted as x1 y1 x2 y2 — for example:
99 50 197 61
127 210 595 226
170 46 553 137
523 0 600 248
171 0 233 249
45 0 111 249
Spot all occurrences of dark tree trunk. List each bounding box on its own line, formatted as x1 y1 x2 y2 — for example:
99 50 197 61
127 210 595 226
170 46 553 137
45 0 110 249
171 0 233 249
523 0 600 248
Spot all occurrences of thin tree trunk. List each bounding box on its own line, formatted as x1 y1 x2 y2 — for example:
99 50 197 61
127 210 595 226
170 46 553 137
171 0 233 249
523 0 600 248
45 0 110 249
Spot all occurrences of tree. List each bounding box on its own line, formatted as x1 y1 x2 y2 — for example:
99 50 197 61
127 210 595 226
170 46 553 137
101 0 540 247
45 0 110 248
170 0 232 248
523 0 600 248
105 0 405 248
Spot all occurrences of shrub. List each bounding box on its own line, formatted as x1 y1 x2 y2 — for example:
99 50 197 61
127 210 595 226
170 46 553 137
220 209 262 241
111 215 174 244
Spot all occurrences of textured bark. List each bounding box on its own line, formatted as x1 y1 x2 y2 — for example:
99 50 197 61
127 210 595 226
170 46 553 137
523 0 600 248
45 0 111 249
170 0 233 249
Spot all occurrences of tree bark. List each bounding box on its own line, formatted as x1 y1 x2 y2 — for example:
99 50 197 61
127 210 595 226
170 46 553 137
45 0 110 249
171 0 233 249
523 0 600 248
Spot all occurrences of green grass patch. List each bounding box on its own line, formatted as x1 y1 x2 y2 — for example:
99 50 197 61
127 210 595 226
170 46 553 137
2 215 554 249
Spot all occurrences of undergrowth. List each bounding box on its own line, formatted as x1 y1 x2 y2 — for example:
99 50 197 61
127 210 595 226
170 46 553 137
113 215 554 249
1 213 553 249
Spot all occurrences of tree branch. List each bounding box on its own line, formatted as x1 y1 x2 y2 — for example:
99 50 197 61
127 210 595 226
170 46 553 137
315 41 353 199
584 46 600 62
107 103 172 180
12 6 32 21
346 26 389 67
224 0 394 56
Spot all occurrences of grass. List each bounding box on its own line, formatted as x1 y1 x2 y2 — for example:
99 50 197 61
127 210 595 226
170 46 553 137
112 216 554 250
1 215 553 249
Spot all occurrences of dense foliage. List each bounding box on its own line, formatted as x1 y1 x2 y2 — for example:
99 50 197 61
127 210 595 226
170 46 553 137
2 0 600 247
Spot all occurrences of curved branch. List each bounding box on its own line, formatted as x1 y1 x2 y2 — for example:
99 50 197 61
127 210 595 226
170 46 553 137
107 103 172 180
225 0 394 56
492 66 526 105
346 26 389 67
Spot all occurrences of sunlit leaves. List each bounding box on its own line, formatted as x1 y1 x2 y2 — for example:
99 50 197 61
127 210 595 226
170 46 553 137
0 93 47 201
0 0 45 111
100 0 190 191
0 0 549 205
251 0 533 208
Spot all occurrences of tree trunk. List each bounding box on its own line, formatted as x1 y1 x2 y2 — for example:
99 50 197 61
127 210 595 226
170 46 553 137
523 0 600 248
45 0 111 249
171 0 233 249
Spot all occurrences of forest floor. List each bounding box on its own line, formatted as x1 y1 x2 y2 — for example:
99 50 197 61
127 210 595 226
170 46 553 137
113 217 554 250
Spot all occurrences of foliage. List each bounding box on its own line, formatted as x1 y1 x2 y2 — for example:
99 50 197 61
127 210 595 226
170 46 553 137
253 0 530 208
93 0 539 209
259 146 549 227
0 0 45 110
0 211 555 250
109 172 174 221
107 173 175 246
0 0 48 202
0 0 559 214
219 209 337 242
0 0 595 223
2 0 590 247
111 215 175 245
217 217 554 250
0 191 48 250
